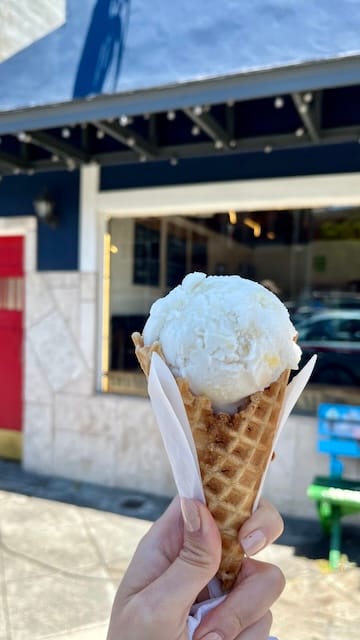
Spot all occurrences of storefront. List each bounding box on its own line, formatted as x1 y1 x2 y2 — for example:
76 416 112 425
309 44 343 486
0 0 359 514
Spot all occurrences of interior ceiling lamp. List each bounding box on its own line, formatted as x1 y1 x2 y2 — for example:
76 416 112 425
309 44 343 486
228 209 237 225
243 217 261 238
33 191 58 228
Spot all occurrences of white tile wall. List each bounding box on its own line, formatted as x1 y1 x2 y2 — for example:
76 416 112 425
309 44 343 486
53 429 116 486
112 398 176 496
29 310 85 391
79 301 96 369
62 369 95 396
51 286 80 339
23 272 174 496
24 340 52 404
23 403 54 476
25 272 54 327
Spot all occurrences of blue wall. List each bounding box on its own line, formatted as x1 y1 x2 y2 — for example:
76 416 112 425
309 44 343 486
1 0 360 112
1 140 359 273
0 171 79 270
101 142 360 191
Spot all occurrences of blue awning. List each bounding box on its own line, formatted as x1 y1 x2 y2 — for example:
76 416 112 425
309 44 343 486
1 0 360 177
1 0 360 123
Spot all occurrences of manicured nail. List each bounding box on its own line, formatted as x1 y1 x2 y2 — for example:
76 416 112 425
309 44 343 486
241 529 266 556
199 632 222 640
180 498 201 532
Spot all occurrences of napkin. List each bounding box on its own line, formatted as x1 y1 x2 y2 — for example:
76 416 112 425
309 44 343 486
147 353 317 638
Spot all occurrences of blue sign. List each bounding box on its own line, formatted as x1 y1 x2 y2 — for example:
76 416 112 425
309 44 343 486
319 404 360 440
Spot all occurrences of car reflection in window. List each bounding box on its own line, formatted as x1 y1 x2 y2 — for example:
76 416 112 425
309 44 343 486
297 310 360 386
298 319 338 341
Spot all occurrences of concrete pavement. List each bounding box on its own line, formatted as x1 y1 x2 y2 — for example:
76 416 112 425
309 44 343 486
0 459 359 640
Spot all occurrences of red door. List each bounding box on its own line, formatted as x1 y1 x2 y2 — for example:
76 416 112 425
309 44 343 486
0 236 24 459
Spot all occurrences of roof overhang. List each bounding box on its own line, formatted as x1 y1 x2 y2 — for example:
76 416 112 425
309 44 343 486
1 54 360 135
1 57 360 179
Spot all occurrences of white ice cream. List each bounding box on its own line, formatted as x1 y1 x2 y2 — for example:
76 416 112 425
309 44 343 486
142 272 302 412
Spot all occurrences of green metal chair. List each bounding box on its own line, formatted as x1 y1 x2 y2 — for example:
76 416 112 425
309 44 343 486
307 403 360 569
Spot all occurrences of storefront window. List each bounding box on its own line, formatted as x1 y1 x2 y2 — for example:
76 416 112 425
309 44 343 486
103 207 360 397
133 220 160 286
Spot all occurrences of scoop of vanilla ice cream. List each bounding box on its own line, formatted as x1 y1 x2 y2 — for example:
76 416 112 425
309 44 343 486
142 272 301 412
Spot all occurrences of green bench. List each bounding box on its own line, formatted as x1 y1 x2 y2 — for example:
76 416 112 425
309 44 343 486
307 403 360 569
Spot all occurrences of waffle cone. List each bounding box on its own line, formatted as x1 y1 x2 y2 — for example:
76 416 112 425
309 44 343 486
132 332 290 591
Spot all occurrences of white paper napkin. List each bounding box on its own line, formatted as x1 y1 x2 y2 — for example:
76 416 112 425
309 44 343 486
189 597 278 640
147 353 317 638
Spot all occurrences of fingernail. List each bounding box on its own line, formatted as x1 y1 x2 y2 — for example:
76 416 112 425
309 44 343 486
180 498 201 532
241 529 266 555
199 632 222 640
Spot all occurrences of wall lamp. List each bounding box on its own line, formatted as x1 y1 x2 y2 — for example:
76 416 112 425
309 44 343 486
33 192 58 228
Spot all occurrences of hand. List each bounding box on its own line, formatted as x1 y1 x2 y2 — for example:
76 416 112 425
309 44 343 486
106 497 285 640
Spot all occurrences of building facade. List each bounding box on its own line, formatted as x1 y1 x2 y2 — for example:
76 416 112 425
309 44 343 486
0 0 359 516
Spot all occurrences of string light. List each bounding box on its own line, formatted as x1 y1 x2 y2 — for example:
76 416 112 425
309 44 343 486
17 132 31 143
119 115 133 126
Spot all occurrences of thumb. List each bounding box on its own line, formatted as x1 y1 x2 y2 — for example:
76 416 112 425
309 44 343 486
148 499 222 612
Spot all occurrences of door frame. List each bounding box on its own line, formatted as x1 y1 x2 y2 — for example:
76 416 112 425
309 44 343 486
0 216 37 459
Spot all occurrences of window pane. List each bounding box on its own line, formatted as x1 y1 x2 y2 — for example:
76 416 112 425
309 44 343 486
191 231 208 272
133 220 160 286
103 207 360 398
166 223 187 288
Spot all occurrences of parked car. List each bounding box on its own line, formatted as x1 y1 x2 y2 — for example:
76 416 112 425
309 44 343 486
289 291 360 326
296 310 360 386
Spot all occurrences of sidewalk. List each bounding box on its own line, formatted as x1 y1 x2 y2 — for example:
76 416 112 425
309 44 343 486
0 459 359 640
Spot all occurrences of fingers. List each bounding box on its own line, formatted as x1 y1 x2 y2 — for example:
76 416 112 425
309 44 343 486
118 497 183 597
194 558 285 640
236 611 273 640
146 499 222 613
239 499 284 557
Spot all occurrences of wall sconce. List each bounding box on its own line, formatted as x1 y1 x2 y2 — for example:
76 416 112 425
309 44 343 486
33 192 58 228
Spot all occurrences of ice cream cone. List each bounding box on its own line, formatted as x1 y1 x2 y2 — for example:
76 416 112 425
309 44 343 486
132 332 290 591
